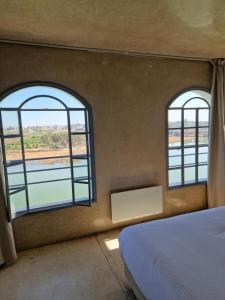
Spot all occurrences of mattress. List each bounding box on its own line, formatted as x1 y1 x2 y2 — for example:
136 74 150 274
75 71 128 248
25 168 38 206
119 207 225 300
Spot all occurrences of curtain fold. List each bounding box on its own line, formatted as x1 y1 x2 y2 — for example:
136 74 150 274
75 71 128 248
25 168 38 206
207 59 225 207
0 147 17 266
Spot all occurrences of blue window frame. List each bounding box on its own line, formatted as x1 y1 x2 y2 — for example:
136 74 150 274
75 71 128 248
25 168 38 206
167 89 211 188
0 82 96 219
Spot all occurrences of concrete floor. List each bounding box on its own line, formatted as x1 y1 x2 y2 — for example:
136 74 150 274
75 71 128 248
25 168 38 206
0 230 136 300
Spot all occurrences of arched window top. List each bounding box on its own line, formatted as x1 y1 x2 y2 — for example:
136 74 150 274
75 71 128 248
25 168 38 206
169 89 211 108
0 84 85 109
21 96 66 109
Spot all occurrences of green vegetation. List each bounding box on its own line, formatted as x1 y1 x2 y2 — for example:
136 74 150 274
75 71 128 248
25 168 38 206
5 128 85 151
24 132 69 149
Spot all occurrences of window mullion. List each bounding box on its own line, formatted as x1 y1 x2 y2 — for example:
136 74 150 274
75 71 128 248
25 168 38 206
0 111 11 220
181 108 184 185
18 110 30 212
67 110 75 204
84 110 91 206
196 109 199 182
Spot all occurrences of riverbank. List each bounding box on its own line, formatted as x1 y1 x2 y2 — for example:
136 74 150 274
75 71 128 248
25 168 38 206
7 147 86 161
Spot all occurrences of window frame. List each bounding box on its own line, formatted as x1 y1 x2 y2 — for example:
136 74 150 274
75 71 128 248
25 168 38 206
166 87 211 190
0 81 96 219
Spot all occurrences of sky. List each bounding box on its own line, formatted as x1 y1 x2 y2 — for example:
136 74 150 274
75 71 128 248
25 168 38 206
169 108 209 125
1 87 210 128
1 87 86 127
2 110 85 128
21 111 85 127
169 91 210 125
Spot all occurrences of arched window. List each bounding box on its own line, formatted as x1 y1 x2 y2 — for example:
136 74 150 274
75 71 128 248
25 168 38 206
167 89 211 188
0 83 95 219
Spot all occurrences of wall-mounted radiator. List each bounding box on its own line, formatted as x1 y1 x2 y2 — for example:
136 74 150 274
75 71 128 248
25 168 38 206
111 186 163 223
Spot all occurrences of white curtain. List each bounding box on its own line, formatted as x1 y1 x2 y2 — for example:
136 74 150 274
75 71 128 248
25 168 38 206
207 59 225 207
0 147 17 266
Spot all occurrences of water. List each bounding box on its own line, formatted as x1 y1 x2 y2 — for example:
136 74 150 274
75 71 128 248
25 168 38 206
8 159 90 215
168 146 208 186
8 149 208 214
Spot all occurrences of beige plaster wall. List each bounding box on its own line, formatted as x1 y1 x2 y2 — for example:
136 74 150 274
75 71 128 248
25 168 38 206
0 43 211 250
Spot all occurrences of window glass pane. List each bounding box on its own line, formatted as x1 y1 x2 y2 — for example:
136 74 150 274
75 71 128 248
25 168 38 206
72 134 87 155
74 182 89 202
184 109 195 127
199 109 209 127
198 128 208 145
22 111 69 159
184 167 196 184
22 97 65 109
5 137 23 161
199 146 208 154
184 128 195 146
74 166 88 178
198 165 208 181
184 98 208 108
168 169 182 186
168 110 181 128
0 86 84 109
1 111 19 135
199 153 208 164
26 158 71 183
184 154 195 165
26 157 69 170
73 158 88 177
184 147 195 155
73 158 88 167
168 129 181 147
28 180 72 209
169 156 181 167
169 90 210 108
10 190 27 217
7 164 25 188
70 111 86 132
169 149 181 156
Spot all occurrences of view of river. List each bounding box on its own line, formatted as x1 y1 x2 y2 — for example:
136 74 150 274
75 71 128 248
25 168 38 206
168 146 208 186
8 159 89 214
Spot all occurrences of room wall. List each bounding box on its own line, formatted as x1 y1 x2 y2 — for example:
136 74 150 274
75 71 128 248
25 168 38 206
0 43 211 250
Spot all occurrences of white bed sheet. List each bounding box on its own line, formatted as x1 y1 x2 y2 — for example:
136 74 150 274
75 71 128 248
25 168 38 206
119 207 225 300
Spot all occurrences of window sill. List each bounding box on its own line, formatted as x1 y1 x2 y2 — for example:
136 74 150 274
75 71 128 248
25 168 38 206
167 181 207 191
12 199 94 219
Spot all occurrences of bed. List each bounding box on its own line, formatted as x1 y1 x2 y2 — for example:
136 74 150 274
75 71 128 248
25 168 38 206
119 207 225 300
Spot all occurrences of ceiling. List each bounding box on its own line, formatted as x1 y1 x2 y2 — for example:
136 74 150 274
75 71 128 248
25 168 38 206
0 0 225 59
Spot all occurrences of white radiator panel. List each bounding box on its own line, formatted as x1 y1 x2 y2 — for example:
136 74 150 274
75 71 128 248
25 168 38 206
111 186 163 223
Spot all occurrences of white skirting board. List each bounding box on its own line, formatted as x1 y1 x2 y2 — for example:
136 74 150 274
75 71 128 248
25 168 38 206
111 186 163 223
